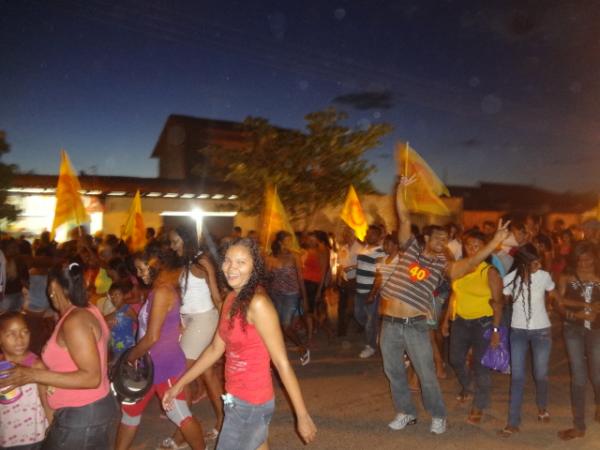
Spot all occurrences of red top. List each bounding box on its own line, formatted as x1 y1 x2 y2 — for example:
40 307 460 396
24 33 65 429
218 292 273 404
42 305 110 409
302 249 323 283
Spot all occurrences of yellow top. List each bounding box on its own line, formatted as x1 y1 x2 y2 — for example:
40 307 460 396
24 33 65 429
94 268 112 295
451 261 493 320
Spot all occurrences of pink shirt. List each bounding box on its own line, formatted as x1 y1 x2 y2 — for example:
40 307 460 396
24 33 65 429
218 292 273 404
42 305 110 409
0 352 48 447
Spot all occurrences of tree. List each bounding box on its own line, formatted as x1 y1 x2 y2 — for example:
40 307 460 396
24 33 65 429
0 132 19 222
200 108 392 227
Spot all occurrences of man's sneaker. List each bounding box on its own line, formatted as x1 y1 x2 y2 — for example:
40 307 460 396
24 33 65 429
359 345 376 359
430 417 447 434
388 413 417 430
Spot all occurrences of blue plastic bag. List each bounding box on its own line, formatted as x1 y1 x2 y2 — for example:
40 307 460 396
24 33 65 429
481 326 510 374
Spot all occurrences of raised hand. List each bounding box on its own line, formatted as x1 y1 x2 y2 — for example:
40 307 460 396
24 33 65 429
397 174 417 190
493 219 511 243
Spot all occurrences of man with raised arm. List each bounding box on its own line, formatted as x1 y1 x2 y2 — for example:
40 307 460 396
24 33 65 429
380 175 510 435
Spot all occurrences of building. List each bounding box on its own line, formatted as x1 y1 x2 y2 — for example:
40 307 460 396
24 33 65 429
7 114 598 239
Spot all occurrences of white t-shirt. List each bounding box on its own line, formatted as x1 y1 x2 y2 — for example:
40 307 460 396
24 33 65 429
503 269 555 330
180 270 215 315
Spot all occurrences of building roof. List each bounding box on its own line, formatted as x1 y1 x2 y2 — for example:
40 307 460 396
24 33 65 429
151 114 248 158
11 173 238 200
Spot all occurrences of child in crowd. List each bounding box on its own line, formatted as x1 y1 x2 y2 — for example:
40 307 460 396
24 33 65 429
0 312 52 449
104 280 137 363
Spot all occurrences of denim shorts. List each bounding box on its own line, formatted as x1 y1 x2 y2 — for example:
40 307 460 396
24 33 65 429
271 292 301 326
217 394 275 450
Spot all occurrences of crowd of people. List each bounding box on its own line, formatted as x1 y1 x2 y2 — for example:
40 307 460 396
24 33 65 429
1 178 600 448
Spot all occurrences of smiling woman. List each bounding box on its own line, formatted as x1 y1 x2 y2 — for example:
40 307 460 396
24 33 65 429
162 238 317 450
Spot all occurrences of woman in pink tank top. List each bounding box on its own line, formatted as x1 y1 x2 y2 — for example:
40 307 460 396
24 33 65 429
163 238 317 450
0 260 117 449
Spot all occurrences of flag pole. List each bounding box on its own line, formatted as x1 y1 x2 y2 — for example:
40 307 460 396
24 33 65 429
403 141 409 201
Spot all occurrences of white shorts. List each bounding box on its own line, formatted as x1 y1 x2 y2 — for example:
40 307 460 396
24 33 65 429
180 308 219 360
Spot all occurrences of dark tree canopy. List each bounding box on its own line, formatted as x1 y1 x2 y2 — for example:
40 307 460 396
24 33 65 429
199 108 392 227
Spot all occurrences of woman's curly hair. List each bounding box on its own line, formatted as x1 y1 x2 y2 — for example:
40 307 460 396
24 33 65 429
220 237 266 330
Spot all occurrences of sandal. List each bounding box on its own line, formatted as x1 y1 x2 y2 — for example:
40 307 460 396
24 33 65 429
157 437 190 449
300 349 311 366
204 428 219 440
466 409 482 425
557 428 585 441
497 426 519 438
455 392 473 402
537 411 550 423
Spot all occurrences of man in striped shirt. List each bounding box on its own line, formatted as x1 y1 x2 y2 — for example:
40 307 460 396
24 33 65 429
381 175 510 435
355 224 386 358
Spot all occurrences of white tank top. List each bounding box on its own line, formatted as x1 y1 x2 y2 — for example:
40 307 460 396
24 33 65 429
180 270 215 314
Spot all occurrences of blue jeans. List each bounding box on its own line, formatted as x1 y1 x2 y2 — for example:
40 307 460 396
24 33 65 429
271 292 300 327
217 395 275 450
380 317 446 419
563 323 600 430
42 393 117 449
449 316 493 410
354 291 379 348
507 327 552 428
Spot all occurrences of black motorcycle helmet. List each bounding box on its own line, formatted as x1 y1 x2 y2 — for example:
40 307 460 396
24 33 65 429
110 349 154 405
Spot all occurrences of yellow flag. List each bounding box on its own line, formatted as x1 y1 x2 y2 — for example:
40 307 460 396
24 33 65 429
260 185 300 254
122 190 147 252
340 185 368 241
395 142 450 216
51 149 90 234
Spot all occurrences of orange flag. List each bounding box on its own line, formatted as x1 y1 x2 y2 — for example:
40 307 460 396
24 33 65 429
260 185 299 254
51 149 90 235
340 185 368 241
395 142 450 216
122 190 147 252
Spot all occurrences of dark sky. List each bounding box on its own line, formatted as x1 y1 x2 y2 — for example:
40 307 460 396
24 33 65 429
3 0 600 194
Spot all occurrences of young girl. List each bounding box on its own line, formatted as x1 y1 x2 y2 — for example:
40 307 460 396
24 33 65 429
104 280 137 363
499 244 560 437
0 312 52 449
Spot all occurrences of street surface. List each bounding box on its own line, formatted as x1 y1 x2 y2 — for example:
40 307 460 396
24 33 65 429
132 322 600 449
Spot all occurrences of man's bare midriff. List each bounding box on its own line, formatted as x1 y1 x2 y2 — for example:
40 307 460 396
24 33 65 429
379 296 424 318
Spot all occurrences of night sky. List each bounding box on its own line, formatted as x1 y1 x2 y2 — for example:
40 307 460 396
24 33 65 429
3 0 600 194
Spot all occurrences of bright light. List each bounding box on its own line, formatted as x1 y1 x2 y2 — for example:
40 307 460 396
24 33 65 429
107 191 127 196
197 194 210 199
164 193 179 198
180 193 196 199
191 207 204 222
211 194 224 199
146 192 162 197
160 210 238 217
87 190 102 195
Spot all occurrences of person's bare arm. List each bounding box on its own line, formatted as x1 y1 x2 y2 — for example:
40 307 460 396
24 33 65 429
295 254 308 306
33 359 54 424
395 176 416 247
162 331 227 410
249 294 317 444
488 267 504 347
448 219 511 280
